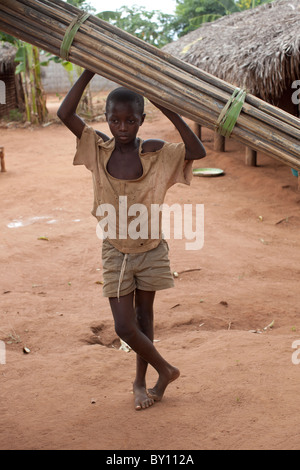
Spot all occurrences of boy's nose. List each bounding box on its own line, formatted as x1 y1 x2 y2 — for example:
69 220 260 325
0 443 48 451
120 121 128 131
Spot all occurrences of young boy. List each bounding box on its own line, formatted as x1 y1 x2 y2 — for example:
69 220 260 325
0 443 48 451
58 69 206 411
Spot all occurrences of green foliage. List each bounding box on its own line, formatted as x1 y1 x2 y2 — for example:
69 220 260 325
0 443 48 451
66 0 95 12
97 6 177 48
14 43 27 74
173 0 275 37
0 32 16 44
13 42 48 124
237 0 274 9
173 0 240 36
8 109 24 122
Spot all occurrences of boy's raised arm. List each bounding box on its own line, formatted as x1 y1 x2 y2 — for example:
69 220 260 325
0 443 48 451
57 70 108 141
151 101 206 161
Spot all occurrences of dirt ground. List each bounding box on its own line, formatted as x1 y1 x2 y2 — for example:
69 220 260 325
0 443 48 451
1 96 300 450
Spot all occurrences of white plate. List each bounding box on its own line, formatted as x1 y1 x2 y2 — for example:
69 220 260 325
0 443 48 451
193 168 224 177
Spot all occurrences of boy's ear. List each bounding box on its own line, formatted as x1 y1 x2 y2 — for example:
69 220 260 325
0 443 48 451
105 113 108 122
140 113 146 125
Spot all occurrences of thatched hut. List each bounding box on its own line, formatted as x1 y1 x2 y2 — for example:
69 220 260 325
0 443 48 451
0 42 24 119
163 0 300 164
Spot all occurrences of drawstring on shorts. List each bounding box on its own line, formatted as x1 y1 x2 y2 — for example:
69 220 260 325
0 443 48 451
117 253 128 302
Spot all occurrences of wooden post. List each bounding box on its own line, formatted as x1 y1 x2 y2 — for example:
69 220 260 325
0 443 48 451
214 132 225 152
245 147 257 167
194 123 202 140
0 147 6 173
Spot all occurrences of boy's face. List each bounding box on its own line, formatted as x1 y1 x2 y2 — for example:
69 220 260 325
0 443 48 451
106 101 145 145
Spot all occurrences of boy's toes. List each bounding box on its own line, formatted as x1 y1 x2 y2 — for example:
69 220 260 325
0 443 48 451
135 396 154 411
134 387 155 411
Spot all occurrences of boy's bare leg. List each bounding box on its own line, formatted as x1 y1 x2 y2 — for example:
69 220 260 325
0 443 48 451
135 290 180 403
109 292 180 410
134 289 155 410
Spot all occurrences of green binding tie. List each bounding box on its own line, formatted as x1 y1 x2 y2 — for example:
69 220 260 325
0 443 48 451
60 11 90 61
216 88 246 138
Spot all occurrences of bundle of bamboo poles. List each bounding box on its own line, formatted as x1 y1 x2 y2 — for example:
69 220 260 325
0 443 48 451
0 0 299 170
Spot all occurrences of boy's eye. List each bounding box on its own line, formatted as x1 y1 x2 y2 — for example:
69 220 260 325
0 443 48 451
109 118 136 125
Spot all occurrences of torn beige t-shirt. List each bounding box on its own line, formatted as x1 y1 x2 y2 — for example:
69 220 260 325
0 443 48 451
74 125 193 254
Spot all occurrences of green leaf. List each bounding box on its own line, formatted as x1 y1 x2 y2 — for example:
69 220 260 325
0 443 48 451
14 45 26 64
62 61 73 72
15 63 24 74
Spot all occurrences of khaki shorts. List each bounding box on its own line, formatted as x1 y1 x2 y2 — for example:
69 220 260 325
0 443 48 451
102 238 174 298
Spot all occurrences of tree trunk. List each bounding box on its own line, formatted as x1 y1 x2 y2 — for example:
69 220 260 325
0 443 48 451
33 46 48 123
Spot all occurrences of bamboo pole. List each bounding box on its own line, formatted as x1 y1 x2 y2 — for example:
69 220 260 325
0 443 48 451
0 0 299 170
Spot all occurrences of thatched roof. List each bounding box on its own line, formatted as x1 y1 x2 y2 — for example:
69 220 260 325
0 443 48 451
0 42 17 74
163 0 300 103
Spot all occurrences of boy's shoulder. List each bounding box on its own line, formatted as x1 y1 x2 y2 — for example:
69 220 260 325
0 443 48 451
141 139 165 154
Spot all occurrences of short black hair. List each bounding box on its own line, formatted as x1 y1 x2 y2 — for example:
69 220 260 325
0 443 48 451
106 87 145 115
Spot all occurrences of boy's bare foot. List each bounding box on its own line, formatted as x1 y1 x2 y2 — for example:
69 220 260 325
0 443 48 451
147 366 180 402
133 383 155 411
